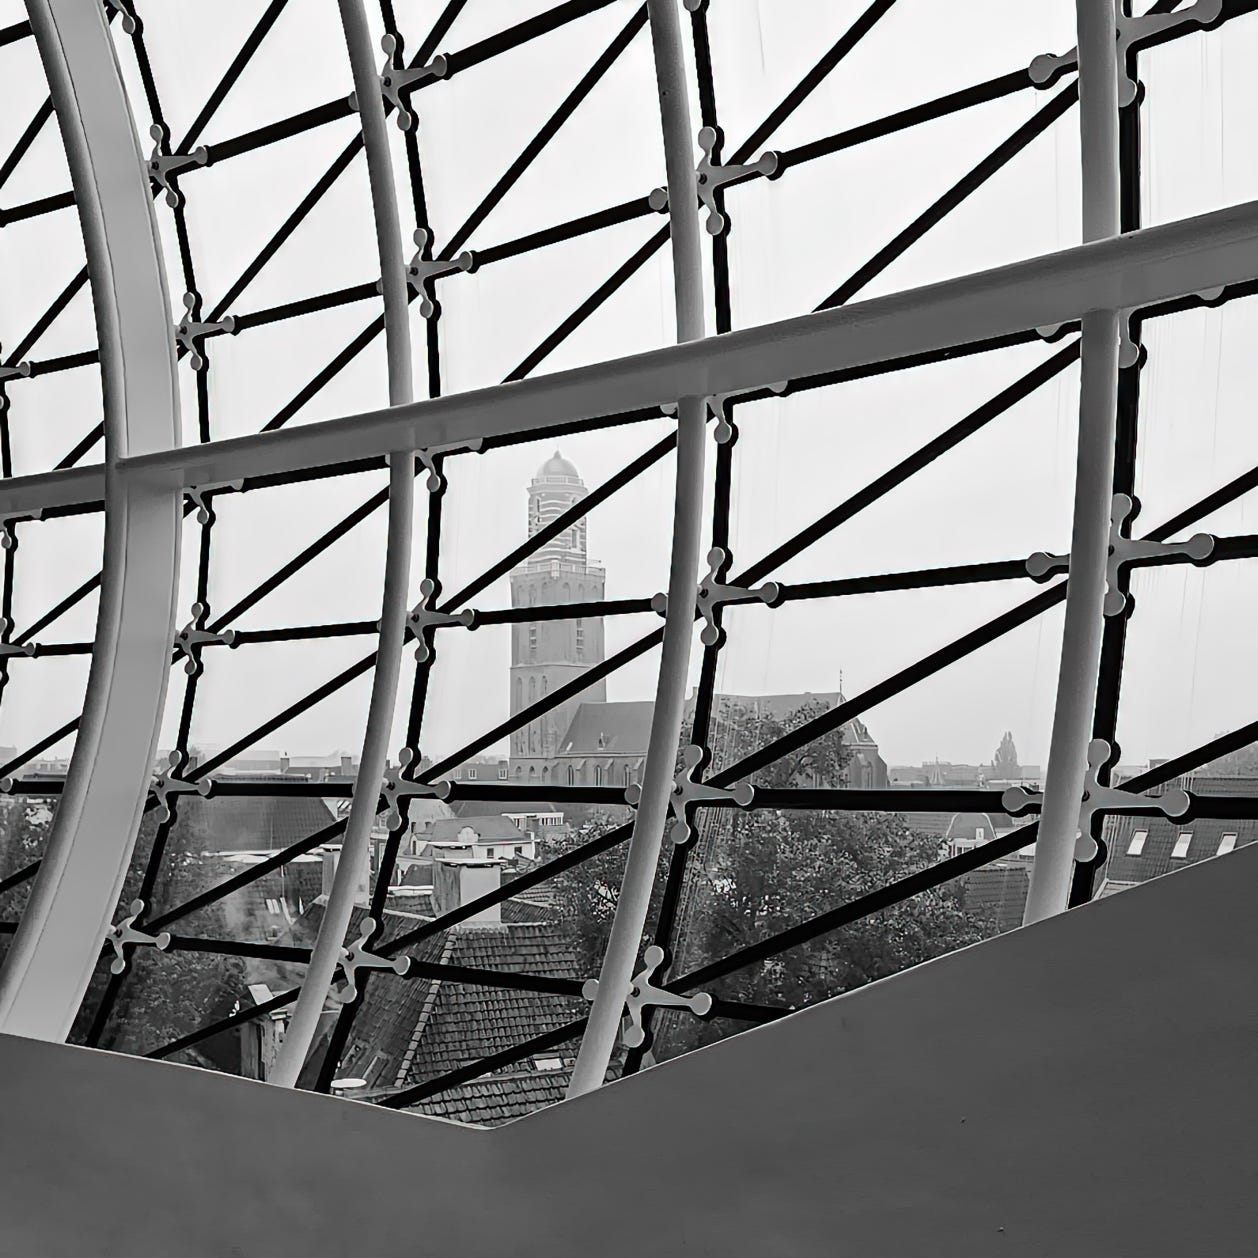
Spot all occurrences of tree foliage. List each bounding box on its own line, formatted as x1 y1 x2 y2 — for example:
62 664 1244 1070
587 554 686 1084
69 807 245 1058
542 700 994 1061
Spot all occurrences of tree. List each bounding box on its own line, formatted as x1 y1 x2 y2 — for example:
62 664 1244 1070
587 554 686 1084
1202 740 1258 777
0 793 54 967
69 807 245 1059
543 699 993 1062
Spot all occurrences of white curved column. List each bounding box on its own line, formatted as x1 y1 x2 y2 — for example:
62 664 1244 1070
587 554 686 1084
568 0 706 1099
268 0 415 1088
1024 0 1122 925
0 1 182 1038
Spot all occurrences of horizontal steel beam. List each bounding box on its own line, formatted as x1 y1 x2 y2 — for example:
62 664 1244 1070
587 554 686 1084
8 196 1258 515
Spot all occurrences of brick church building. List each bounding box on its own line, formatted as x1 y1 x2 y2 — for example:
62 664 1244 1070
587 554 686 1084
507 452 887 790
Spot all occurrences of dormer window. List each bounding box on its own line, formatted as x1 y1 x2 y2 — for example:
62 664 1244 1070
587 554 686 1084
1217 833 1237 855
1171 832 1192 859
1127 830 1148 856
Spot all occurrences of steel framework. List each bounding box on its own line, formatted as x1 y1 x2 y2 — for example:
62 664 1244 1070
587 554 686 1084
0 0 1255 1113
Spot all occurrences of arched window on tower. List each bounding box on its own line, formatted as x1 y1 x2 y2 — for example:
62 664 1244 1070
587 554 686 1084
529 676 537 704
514 677 522 712
623 764 631 788
566 765 575 786
594 764 604 786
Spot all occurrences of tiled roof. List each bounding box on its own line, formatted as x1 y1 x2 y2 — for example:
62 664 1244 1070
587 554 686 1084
282 899 584 1123
955 863 1030 933
177 792 337 853
402 1066 572 1126
333 921 585 1104
1098 775 1258 886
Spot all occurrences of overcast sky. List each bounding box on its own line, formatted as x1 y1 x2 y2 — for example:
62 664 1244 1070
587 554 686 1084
1 0 1255 775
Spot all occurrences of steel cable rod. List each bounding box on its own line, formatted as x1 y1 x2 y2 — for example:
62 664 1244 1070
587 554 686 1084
0 189 74 224
0 20 31 47
438 4 649 260
252 4 655 433
123 1 623 188
141 677 1258 1069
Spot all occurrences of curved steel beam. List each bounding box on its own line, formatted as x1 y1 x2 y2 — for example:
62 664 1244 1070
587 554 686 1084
568 0 707 1099
1023 0 1122 925
0 1 182 1038
268 0 415 1088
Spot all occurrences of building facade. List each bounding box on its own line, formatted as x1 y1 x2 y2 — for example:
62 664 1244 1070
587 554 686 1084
506 454 886 789
508 452 607 780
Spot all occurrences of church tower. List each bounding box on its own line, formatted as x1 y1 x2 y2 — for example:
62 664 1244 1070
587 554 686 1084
509 452 606 780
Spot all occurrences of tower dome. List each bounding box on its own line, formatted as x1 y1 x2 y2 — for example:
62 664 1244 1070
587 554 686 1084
535 450 581 481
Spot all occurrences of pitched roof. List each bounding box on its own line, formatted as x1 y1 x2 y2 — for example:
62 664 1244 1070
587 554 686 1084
402 1065 572 1126
337 921 585 1093
555 691 884 760
954 863 1030 933
901 810 1021 838
280 897 583 1123
1098 775 1258 886
176 792 337 853
943 813 1007 842
183 853 323 935
428 816 524 843
451 799 562 818
557 701 654 756
1100 815 1256 883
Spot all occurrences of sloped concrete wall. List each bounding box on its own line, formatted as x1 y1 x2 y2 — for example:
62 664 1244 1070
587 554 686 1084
2 844 1255 1257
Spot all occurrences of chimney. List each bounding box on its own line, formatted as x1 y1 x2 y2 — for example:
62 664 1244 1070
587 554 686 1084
240 983 289 1081
280 754 291 775
340 754 353 777
319 844 371 906
433 859 502 925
